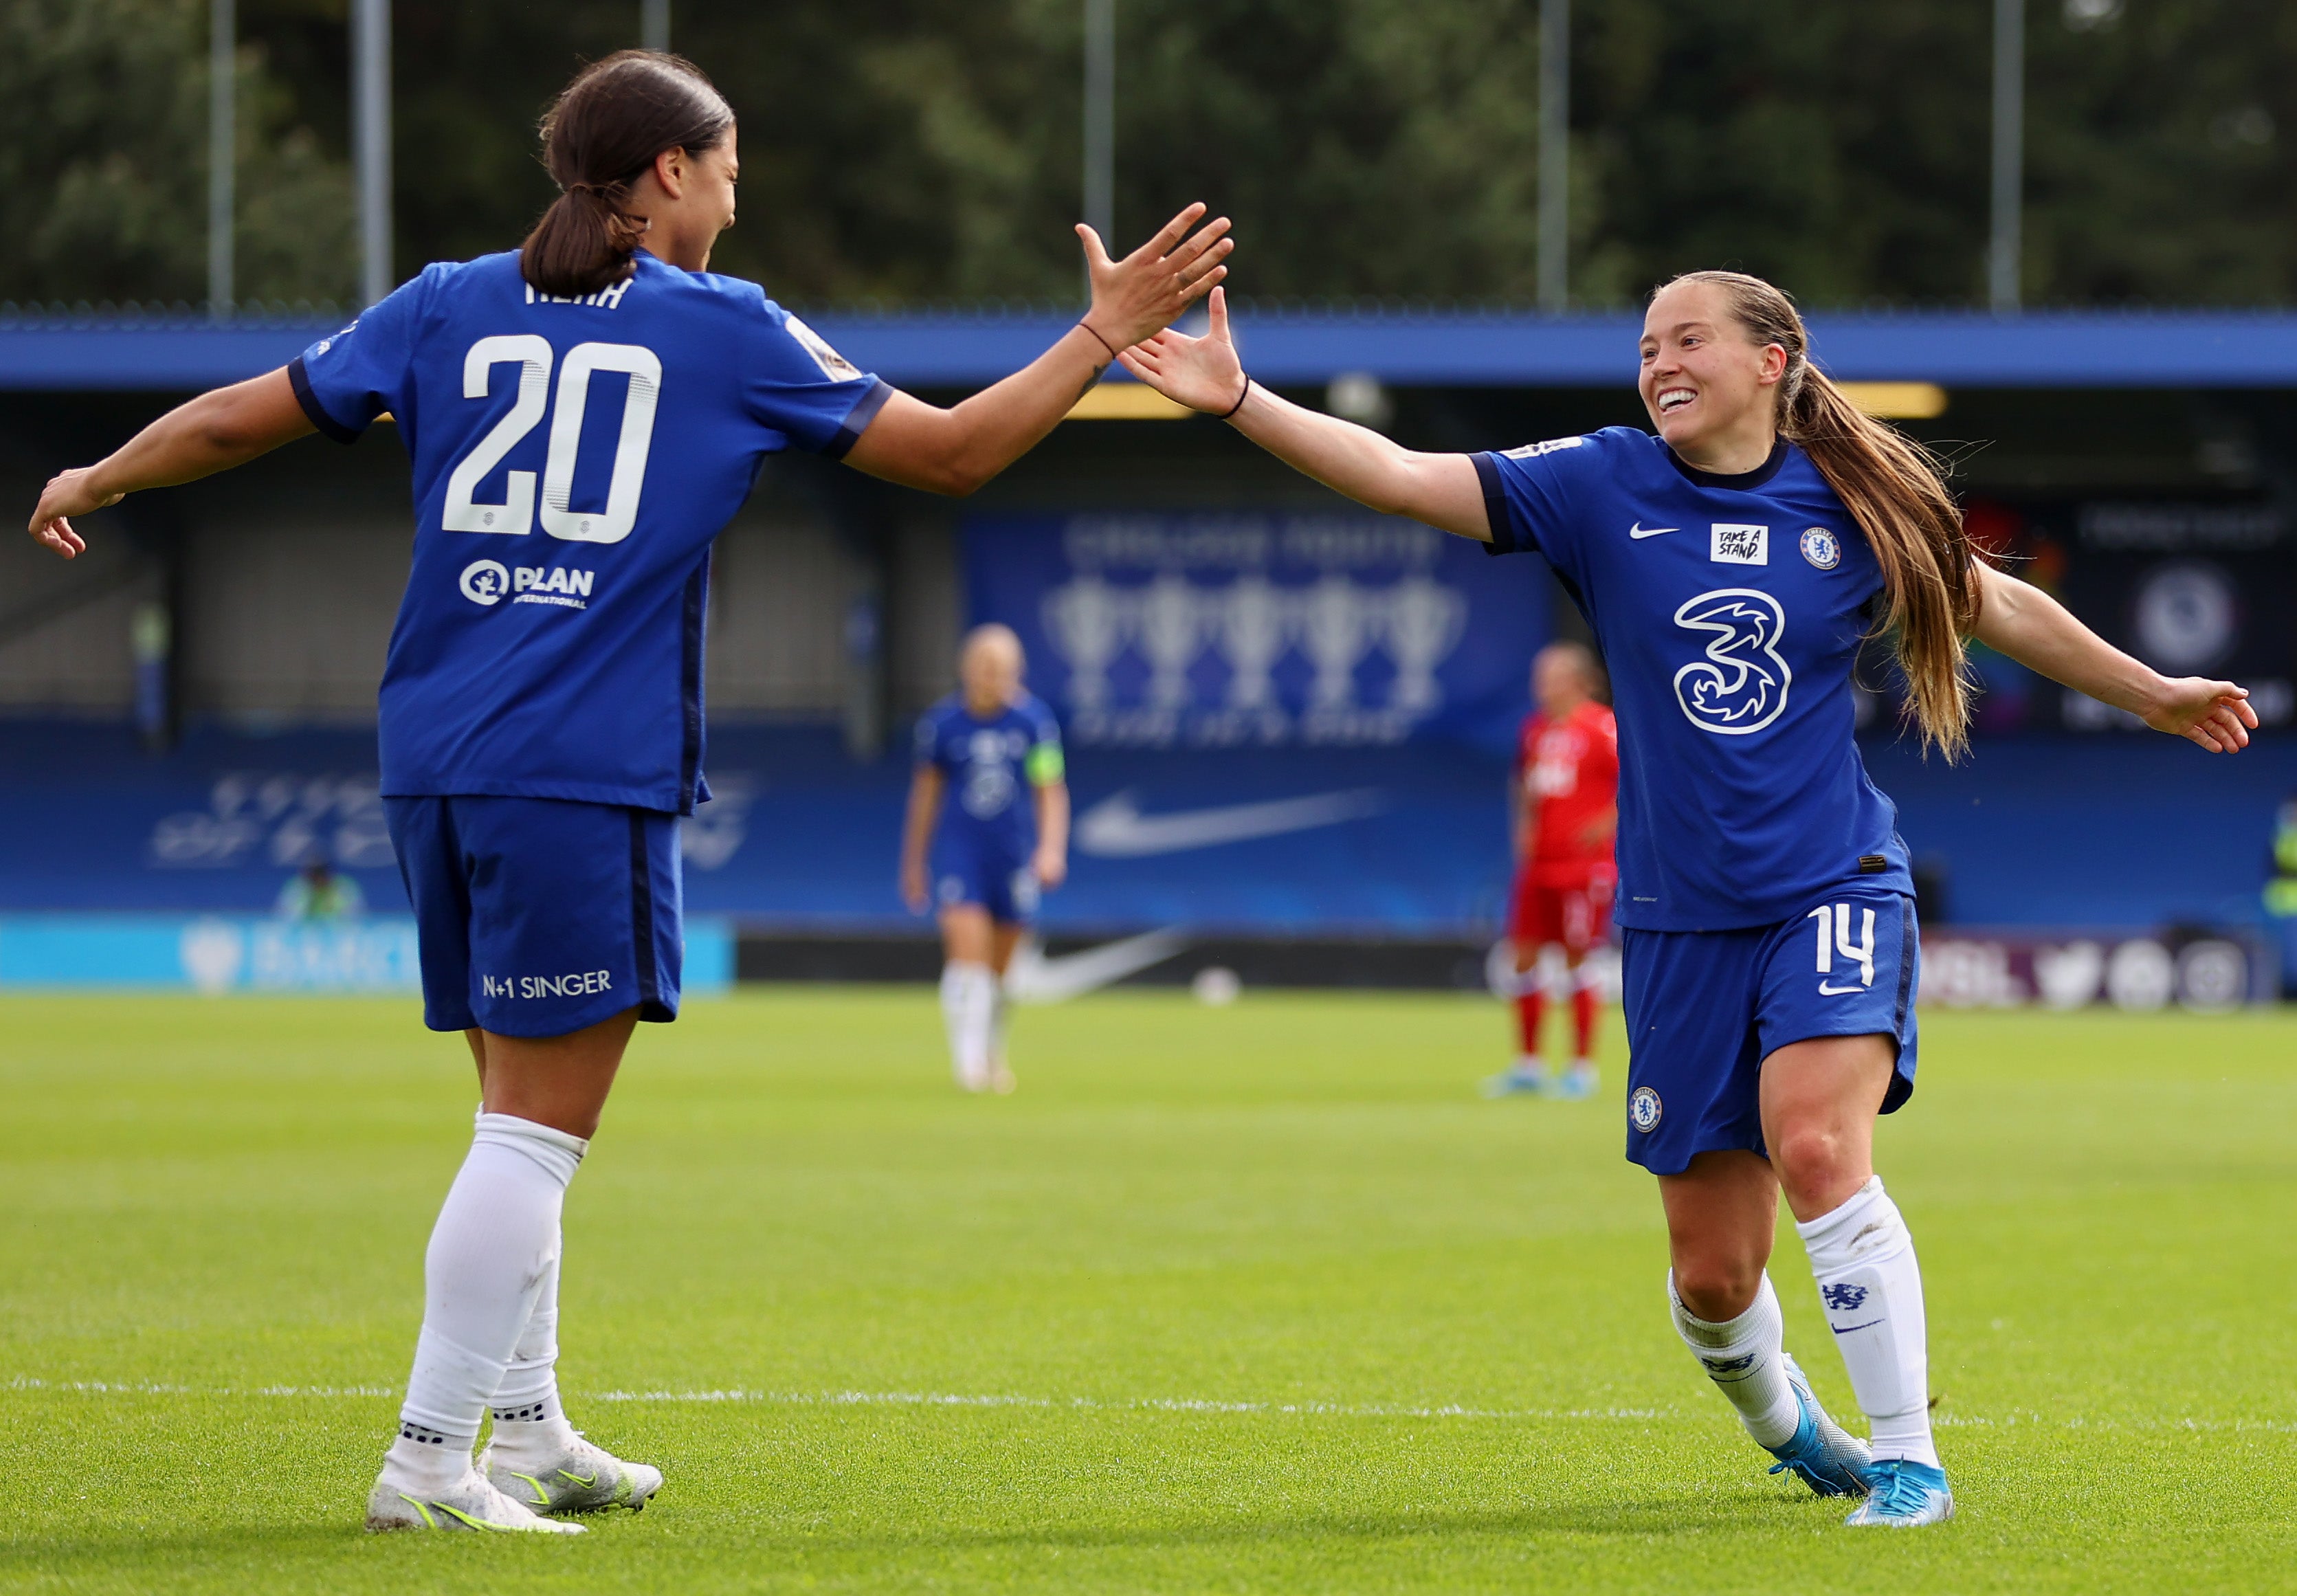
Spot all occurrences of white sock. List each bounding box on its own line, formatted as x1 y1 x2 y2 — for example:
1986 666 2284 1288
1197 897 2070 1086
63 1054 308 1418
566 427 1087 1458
940 962 995 1087
1796 1175 1939 1469
486 1244 578 1461
989 981 1010 1067
387 1113 586 1489
1668 1271 1801 1449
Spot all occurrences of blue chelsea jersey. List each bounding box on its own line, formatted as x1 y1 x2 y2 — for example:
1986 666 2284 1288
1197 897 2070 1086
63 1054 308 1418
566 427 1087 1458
916 693 1065 857
292 250 892 813
1475 428 1915 932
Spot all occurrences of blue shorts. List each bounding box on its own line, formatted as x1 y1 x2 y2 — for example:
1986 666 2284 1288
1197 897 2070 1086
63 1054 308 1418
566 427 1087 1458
932 838 1039 924
1619 887 1919 1177
385 795 683 1039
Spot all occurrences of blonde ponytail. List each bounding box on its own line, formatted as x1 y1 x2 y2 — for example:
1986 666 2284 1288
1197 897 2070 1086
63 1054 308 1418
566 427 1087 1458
1659 270 1982 760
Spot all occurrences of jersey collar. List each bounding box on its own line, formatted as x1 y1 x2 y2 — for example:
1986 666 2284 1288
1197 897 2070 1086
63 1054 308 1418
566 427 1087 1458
1663 436 1790 491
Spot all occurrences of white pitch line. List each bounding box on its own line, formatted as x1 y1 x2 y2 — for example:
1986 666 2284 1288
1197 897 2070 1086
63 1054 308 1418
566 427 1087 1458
587 1388 1683 1423
9 1375 2296 1435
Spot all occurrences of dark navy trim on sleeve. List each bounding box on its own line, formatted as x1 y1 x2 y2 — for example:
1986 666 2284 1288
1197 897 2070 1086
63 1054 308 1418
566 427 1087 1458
287 356 363 445
1472 451 1533 557
823 377 894 461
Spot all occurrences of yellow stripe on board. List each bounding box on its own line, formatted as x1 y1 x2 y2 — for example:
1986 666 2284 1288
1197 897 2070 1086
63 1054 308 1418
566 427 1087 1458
1067 383 1192 421
1836 381 1949 419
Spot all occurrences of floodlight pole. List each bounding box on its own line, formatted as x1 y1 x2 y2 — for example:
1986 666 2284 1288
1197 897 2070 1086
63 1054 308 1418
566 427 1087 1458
1538 0 1568 313
208 0 234 322
1083 0 1114 300
641 0 669 53
1989 0 2024 314
354 0 392 307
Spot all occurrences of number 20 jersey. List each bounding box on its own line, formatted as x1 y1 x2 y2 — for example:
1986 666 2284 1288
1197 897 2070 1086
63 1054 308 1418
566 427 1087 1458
292 250 891 814
1475 428 1913 933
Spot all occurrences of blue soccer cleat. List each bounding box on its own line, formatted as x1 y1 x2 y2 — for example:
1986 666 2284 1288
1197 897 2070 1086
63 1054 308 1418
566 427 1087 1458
1762 1353 1873 1498
1844 1458 1954 1527
1481 1058 1550 1097
1548 1061 1599 1100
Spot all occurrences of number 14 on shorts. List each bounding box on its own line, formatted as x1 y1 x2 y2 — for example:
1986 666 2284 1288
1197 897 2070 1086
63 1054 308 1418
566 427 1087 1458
1808 902 1876 995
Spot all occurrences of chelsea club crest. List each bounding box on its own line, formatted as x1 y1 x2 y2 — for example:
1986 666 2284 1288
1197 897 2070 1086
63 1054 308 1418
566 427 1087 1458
1628 1086 1663 1133
1799 527 1841 570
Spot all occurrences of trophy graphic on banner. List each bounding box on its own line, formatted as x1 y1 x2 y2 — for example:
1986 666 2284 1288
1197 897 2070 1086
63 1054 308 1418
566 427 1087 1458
1041 575 1127 712
1301 575 1372 711
1218 574 1287 713
1384 575 1467 715
1140 574 1202 711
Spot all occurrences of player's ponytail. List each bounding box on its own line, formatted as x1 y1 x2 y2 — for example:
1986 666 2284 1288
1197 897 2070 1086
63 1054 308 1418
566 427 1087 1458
521 51 735 300
1660 270 1983 761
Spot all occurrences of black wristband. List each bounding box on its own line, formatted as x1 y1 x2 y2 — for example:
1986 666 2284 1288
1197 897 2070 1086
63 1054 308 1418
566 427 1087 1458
1214 377 1253 421
1078 321 1120 359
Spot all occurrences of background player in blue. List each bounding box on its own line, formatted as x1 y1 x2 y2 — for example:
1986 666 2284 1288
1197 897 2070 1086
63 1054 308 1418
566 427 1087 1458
1119 276 2256 1528
24 51 1230 1533
900 625 1069 1094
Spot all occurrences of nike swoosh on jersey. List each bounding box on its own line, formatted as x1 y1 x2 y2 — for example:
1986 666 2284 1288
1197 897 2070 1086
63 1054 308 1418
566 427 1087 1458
1818 981 1870 995
1074 788 1387 857
1628 522 1679 538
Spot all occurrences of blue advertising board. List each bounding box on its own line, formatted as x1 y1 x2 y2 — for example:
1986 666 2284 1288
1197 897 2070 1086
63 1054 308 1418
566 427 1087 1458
961 511 1553 756
0 913 733 994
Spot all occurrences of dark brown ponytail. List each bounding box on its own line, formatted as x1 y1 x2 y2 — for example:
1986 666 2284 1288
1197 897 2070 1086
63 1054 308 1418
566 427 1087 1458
521 51 734 298
1656 269 1984 760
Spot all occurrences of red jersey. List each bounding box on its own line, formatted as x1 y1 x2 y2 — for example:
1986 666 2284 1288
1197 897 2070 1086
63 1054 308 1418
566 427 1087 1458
1515 700 1619 870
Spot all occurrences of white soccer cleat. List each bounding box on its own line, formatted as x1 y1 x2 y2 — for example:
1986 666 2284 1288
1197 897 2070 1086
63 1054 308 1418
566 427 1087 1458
483 1430 664 1516
366 1465 588 1533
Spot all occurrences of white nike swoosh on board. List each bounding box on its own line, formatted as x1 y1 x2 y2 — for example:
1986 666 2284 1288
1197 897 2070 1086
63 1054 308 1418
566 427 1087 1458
1818 982 1869 995
1004 929 1186 1004
1628 523 1679 538
1074 788 1387 858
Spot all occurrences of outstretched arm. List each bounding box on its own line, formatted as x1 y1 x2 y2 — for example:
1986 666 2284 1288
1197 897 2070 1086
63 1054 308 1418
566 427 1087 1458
27 369 314 558
845 204 1232 497
1120 288 1489 540
1971 562 2256 753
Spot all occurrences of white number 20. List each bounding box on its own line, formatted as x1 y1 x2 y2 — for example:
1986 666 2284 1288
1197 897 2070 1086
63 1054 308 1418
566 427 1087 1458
440 336 661 544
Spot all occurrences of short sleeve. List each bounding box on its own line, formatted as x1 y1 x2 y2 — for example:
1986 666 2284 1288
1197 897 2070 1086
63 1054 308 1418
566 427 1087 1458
913 714 943 769
289 271 432 443
1472 434 1600 589
746 301 894 460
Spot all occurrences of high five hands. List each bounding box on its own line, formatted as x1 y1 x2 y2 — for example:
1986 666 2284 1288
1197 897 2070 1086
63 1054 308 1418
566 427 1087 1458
1118 285 1249 417
1078 203 1234 354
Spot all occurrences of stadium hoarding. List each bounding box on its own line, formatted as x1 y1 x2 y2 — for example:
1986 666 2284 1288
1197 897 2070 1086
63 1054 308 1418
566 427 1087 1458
960 509 1553 755
0 914 734 995
1917 927 2278 1010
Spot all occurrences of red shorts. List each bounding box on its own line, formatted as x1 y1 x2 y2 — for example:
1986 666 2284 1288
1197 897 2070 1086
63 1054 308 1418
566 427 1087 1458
1509 864 1615 955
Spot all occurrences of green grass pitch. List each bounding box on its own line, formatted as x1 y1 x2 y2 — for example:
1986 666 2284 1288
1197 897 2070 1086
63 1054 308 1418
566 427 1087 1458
3 989 2295 1593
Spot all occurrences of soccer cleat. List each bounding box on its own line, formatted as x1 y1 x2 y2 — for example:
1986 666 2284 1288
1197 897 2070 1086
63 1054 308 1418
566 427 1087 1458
366 1465 588 1533
1551 1061 1599 1100
1762 1353 1873 1498
483 1430 664 1516
1844 1458 1954 1527
1482 1058 1550 1097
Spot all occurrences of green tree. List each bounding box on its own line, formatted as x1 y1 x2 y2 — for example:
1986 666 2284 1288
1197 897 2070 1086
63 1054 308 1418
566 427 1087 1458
7 1 2296 311
0 0 356 307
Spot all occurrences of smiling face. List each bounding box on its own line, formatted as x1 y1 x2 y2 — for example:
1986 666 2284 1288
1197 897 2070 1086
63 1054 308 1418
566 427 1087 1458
1637 278 1790 462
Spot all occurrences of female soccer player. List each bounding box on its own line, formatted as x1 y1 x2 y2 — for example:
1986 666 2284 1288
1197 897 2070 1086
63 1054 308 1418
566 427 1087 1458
1120 274 2254 1527
25 51 1230 1533
900 623 1069 1093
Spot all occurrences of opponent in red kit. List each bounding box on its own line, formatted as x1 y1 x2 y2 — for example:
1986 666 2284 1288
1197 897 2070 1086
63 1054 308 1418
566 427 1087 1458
1487 642 1617 1099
